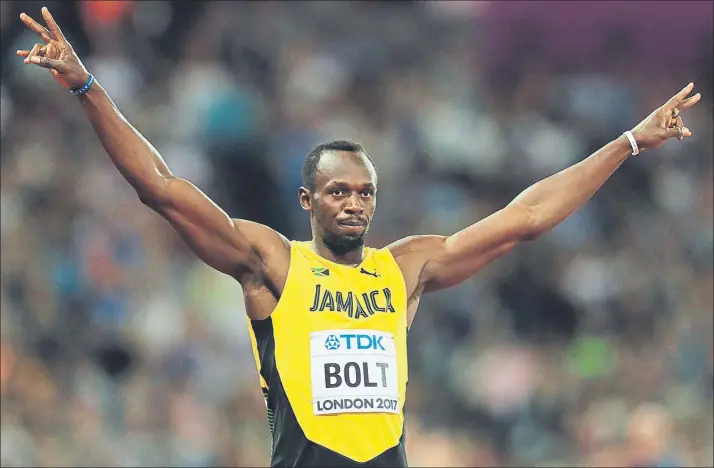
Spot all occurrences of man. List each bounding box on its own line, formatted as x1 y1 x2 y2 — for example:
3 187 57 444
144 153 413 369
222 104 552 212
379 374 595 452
17 7 700 468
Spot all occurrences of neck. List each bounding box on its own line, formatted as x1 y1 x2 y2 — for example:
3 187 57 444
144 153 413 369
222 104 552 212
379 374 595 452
310 238 365 266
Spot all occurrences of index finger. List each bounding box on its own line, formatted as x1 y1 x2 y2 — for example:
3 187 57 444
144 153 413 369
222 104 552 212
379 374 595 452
19 13 52 43
41 7 67 43
664 82 694 110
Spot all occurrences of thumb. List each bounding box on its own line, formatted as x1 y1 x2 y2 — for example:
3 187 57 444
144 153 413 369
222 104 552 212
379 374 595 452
30 55 64 71
665 126 691 140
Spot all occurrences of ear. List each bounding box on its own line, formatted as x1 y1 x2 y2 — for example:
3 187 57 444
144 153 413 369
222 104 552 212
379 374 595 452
298 187 312 212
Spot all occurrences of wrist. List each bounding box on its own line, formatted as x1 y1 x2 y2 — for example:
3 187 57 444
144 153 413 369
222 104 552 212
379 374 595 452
76 78 104 104
70 72 94 96
79 71 91 86
621 131 640 156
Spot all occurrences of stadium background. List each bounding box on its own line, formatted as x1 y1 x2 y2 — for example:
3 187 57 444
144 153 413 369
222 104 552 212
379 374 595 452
1 1 712 466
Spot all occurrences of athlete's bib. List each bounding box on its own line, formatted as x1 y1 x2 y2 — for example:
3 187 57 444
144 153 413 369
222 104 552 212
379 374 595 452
310 329 400 415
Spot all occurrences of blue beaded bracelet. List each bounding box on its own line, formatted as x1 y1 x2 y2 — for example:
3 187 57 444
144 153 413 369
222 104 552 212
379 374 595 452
70 74 95 96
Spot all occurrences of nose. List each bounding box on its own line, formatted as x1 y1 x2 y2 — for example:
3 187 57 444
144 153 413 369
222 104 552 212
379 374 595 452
343 194 364 214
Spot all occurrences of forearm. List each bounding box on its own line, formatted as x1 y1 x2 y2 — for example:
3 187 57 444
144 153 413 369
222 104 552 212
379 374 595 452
511 135 631 237
78 79 172 201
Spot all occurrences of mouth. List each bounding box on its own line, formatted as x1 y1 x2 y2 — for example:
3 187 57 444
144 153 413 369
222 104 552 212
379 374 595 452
337 219 367 233
337 218 366 227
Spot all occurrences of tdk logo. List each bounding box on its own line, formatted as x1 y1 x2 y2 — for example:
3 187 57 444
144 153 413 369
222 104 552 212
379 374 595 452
324 335 340 350
324 334 386 351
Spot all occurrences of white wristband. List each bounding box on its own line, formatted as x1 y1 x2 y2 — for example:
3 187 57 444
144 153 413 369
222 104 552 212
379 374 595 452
623 131 639 155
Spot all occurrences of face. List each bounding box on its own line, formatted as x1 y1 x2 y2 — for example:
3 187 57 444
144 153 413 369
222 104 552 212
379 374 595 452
300 150 377 255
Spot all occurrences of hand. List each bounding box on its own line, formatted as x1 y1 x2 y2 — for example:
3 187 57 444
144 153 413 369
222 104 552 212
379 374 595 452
630 82 701 152
16 7 90 91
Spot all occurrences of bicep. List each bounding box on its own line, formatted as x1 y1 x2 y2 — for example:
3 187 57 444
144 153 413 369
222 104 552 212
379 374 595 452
419 204 534 292
145 177 266 276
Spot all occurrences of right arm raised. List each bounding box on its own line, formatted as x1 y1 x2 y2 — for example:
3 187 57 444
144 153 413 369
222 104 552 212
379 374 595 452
78 81 274 277
18 7 284 278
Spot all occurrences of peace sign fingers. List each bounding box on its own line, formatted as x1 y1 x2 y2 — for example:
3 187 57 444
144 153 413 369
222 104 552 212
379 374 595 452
663 82 695 112
19 12 52 43
41 7 69 45
20 7 68 46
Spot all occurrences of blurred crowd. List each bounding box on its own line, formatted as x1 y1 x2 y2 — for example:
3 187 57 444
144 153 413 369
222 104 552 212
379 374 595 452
1 1 712 467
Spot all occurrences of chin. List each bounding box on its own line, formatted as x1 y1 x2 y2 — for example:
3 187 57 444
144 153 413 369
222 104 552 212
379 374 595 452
323 230 366 254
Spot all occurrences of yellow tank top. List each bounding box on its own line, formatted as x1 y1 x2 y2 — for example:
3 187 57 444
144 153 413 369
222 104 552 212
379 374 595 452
248 241 409 465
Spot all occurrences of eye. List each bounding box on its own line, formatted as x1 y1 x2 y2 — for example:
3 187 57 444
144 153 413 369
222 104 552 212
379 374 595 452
331 189 344 197
361 190 374 197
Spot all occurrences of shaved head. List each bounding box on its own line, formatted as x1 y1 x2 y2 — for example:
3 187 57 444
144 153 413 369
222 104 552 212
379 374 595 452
302 140 377 192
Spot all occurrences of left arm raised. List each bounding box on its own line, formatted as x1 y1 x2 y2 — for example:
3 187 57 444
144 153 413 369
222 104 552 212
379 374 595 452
399 136 631 293
391 83 700 294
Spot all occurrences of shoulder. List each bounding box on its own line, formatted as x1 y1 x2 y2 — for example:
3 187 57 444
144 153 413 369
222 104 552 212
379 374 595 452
233 219 291 248
385 234 447 260
383 235 447 298
232 219 291 273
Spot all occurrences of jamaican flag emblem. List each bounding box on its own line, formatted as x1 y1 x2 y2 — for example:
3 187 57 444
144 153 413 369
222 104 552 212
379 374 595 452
311 267 330 277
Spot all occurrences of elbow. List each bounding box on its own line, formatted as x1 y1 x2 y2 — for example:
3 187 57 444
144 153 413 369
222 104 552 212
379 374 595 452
137 177 172 209
520 229 541 242
138 192 158 208
517 221 541 242
510 203 541 242
521 218 546 242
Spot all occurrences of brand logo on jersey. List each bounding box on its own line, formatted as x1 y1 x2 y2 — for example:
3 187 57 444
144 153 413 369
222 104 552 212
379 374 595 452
359 267 380 278
324 334 340 350
323 333 386 351
311 267 330 277
309 285 396 319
